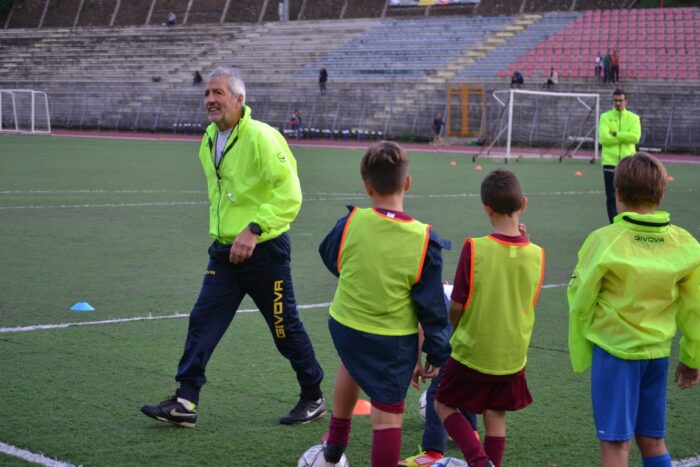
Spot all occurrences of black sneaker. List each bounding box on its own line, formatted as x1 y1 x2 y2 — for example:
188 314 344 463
279 397 326 425
140 395 197 428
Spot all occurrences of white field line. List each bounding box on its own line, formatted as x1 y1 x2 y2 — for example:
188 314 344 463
0 201 207 210
1 285 697 467
0 442 75 467
2 188 699 210
0 190 204 194
0 284 571 334
39 132 700 165
2 188 698 209
0 302 332 334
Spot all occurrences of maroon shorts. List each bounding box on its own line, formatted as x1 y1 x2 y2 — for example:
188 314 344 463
435 357 532 413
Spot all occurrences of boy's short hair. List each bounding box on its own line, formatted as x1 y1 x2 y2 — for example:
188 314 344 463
614 152 667 208
360 141 409 195
480 168 524 215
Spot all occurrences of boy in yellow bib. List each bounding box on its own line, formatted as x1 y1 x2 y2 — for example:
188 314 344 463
317 141 452 467
435 169 545 467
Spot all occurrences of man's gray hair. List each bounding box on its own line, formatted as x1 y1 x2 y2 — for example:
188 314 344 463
206 67 246 103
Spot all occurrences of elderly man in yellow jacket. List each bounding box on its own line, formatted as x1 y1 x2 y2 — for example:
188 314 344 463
598 89 641 223
141 67 325 428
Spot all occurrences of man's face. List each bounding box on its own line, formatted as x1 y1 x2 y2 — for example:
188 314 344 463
613 94 627 111
204 77 242 129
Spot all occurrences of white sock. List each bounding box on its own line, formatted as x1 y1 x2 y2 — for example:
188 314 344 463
177 397 195 410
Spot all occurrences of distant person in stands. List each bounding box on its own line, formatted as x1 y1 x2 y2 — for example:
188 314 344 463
319 68 328 94
290 110 303 139
544 67 558 89
432 112 444 145
603 49 612 84
611 49 620 83
165 11 176 27
598 89 641 223
510 70 524 89
192 70 203 86
594 52 603 80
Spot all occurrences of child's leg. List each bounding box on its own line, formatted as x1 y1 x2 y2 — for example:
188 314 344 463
591 346 638 467
370 404 403 467
636 436 671 467
332 363 361 418
635 357 671 467
325 363 359 463
483 409 506 467
601 440 632 467
435 400 490 466
421 373 448 455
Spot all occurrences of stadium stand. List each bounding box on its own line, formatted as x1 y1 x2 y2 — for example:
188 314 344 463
502 7 700 81
474 1 523 16
343 1 386 20
188 0 228 24
76 0 118 28
457 12 582 82
0 1 699 151
111 3 153 27
297 16 515 78
299 0 346 20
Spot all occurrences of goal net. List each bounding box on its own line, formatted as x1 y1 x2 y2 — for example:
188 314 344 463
480 89 599 161
0 89 51 134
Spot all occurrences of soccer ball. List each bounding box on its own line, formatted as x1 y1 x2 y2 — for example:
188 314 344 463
430 457 468 466
418 389 428 421
298 444 349 467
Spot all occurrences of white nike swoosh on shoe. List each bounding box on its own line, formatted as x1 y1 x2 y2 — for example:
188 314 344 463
304 410 317 418
170 409 196 418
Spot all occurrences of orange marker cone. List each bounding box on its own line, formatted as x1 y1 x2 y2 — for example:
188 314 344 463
449 161 457 166
575 170 582 177
474 165 483 171
667 175 674 181
352 399 371 416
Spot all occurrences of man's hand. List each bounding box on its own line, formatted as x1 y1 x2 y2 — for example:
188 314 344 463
229 227 259 264
674 362 699 389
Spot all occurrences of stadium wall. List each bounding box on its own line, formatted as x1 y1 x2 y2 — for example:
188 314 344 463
1 77 698 153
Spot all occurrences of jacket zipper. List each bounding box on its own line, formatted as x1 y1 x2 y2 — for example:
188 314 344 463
617 111 622 162
210 131 239 240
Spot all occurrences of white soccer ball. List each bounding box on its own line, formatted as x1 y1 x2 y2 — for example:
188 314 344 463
430 457 469 466
298 444 349 467
418 389 428 421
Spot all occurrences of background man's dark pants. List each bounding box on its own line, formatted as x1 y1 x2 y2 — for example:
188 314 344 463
175 233 324 404
603 165 617 223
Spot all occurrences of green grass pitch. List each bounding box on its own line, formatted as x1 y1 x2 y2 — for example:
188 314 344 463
0 134 698 466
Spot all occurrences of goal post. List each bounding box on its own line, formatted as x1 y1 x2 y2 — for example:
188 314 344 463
0 89 52 135
483 89 599 161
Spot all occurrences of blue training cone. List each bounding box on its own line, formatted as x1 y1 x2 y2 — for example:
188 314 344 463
71 301 95 312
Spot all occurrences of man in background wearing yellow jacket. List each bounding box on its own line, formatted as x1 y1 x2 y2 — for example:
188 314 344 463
598 89 641 223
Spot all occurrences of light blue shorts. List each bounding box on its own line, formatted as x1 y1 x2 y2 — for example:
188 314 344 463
591 345 668 441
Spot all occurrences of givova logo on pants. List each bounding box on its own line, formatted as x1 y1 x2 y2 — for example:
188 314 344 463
274 280 286 338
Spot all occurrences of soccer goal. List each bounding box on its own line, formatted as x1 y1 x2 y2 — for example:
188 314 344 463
479 89 599 162
0 89 52 134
